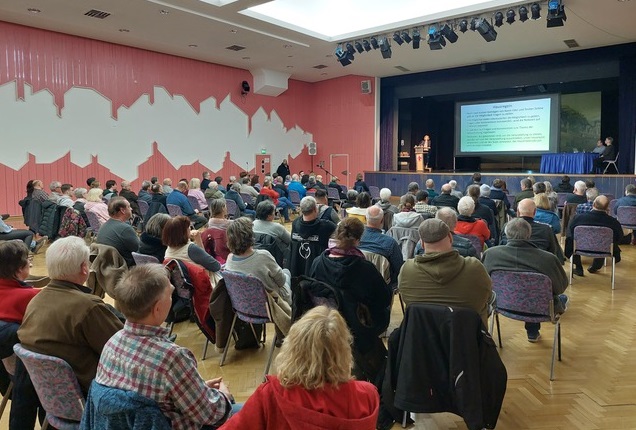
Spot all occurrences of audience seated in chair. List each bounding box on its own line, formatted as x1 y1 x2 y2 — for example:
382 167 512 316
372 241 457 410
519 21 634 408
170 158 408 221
359 205 403 288
414 207 478 258
94 264 235 428
84 188 110 227
95 197 140 267
220 306 379 430
455 196 491 248
163 216 222 273
139 213 171 263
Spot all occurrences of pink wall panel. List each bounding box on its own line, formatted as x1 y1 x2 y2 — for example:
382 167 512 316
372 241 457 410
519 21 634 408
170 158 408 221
0 21 376 214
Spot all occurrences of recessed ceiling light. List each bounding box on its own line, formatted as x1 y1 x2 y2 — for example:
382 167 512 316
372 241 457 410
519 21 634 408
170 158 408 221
188 44 198 48
27 8 41 13
160 9 169 14
283 44 293 48
230 29 237 33
119 29 130 32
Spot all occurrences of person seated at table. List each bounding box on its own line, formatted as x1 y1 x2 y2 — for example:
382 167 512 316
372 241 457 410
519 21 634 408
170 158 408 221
591 136 617 173
592 138 606 154
219 305 379 430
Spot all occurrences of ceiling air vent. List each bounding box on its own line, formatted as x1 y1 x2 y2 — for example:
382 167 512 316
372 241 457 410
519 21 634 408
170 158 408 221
564 39 579 48
225 45 246 51
395 66 411 72
84 9 111 19
313 64 328 69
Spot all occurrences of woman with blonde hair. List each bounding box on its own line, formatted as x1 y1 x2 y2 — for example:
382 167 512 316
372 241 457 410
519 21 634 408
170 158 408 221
84 188 110 226
188 177 208 211
533 193 561 234
220 306 379 429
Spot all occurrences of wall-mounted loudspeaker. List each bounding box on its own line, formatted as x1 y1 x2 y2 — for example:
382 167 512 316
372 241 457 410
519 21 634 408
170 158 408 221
308 142 317 156
361 80 372 94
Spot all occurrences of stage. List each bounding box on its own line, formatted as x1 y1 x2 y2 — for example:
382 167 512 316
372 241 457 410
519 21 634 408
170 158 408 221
364 171 636 200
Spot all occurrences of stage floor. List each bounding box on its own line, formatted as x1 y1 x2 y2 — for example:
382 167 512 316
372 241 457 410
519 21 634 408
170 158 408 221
365 171 636 199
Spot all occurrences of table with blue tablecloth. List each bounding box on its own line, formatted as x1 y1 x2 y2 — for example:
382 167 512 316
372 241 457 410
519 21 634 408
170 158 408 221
540 153 599 174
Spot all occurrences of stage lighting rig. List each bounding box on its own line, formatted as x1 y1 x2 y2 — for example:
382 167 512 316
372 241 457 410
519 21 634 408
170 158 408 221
547 0 566 27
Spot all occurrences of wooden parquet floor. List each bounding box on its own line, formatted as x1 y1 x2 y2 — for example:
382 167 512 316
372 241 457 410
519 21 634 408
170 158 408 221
2 218 636 429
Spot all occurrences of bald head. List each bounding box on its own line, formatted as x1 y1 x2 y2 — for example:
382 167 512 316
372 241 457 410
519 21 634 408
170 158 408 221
440 184 451 194
592 195 609 212
366 205 384 228
517 198 536 217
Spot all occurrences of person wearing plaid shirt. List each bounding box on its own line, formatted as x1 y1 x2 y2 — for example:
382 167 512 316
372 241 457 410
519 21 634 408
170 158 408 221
95 264 234 429
575 187 599 215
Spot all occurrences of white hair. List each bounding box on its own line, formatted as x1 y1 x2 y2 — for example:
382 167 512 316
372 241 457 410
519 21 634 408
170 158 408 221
457 196 475 216
574 180 587 193
46 236 89 281
299 196 317 214
366 205 384 224
379 188 392 202
449 180 457 189
480 184 491 198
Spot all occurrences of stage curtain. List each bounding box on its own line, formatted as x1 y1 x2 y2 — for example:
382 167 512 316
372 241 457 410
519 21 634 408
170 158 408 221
380 85 395 171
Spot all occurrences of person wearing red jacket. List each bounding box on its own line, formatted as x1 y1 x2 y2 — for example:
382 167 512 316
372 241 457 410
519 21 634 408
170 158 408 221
220 306 379 430
259 179 296 222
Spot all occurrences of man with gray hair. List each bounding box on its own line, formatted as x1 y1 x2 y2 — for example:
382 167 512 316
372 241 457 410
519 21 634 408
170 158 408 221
483 218 569 342
431 183 459 210
119 180 141 217
287 173 306 199
289 196 336 277
137 180 152 203
448 179 463 199
576 187 600 214
614 183 636 215
514 178 534 209
204 181 224 200
18 236 124 395
376 187 398 214
566 180 588 204
359 205 403 287
398 218 492 327
414 207 477 257
48 180 63 203
478 184 497 215
93 264 234 427
96 196 140 267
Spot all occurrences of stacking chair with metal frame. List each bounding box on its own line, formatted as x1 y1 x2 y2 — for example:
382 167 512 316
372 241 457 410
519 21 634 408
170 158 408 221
369 186 381 203
166 204 183 217
490 270 564 380
224 199 239 219
569 225 615 289
288 190 301 206
137 199 150 219
84 209 103 235
187 195 203 213
13 343 85 430
131 252 160 265
240 193 255 208
602 152 619 174
219 270 278 380
617 206 636 231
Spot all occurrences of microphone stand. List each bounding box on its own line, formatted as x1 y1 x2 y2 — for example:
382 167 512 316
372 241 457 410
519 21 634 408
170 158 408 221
316 164 334 180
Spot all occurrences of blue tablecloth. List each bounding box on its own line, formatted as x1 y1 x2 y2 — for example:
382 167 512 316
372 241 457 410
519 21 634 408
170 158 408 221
540 153 599 174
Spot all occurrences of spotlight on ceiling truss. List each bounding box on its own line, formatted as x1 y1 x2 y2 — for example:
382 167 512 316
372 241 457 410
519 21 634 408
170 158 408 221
362 39 372 51
345 43 355 60
470 18 479 31
370 36 379 49
378 36 392 59
547 0 566 27
401 31 412 44
494 11 504 27
476 18 497 42
427 26 446 50
392 31 404 45
531 3 541 19
506 9 516 24
412 29 421 49
335 45 352 67
519 6 529 22
354 41 364 54
440 24 458 43
458 19 469 33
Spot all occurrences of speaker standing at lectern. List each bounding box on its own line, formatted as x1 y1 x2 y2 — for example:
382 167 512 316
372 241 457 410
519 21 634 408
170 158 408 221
418 135 431 169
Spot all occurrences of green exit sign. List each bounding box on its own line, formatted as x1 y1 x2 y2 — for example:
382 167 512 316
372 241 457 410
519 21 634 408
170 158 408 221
261 149 267 154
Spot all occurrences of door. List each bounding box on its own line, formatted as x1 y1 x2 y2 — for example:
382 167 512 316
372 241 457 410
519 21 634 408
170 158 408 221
255 154 271 176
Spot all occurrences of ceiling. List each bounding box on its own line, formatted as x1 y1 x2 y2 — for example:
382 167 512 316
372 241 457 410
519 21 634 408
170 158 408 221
0 0 634 83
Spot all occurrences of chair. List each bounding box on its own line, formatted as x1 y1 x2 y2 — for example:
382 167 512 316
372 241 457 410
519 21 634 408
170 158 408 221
187 195 202 212
201 227 230 264
327 187 341 206
386 226 420 260
85 209 103 235
369 186 381 202
13 343 85 430
0 355 15 419
617 206 636 230
306 190 316 197
224 199 239 219
240 193 255 207
219 270 278 379
609 199 619 218
455 233 483 258
506 194 515 208
560 203 579 241
556 193 568 211
138 199 150 219
132 251 160 265
602 151 619 174
166 204 183 217
490 270 563 381
341 185 349 194
569 225 615 289
288 190 301 206
604 194 615 203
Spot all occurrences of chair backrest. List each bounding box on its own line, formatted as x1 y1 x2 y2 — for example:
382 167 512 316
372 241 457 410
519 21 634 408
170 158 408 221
306 190 316 197
341 185 349 194
187 195 201 212
201 227 230 264
240 193 255 206
85 209 103 235
369 186 381 201
221 270 271 324
617 206 636 227
2 355 15 376
167 204 183 217
138 199 150 218
224 199 239 219
455 233 483 257
573 225 613 255
327 187 340 201
288 190 301 205
604 194 615 202
361 250 391 284
506 194 515 208
490 270 554 323
556 193 568 208
609 199 619 218
13 343 85 422
132 251 160 265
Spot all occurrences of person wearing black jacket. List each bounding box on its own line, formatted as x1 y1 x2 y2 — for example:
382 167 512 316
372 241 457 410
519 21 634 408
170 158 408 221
354 173 370 193
276 159 291 179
